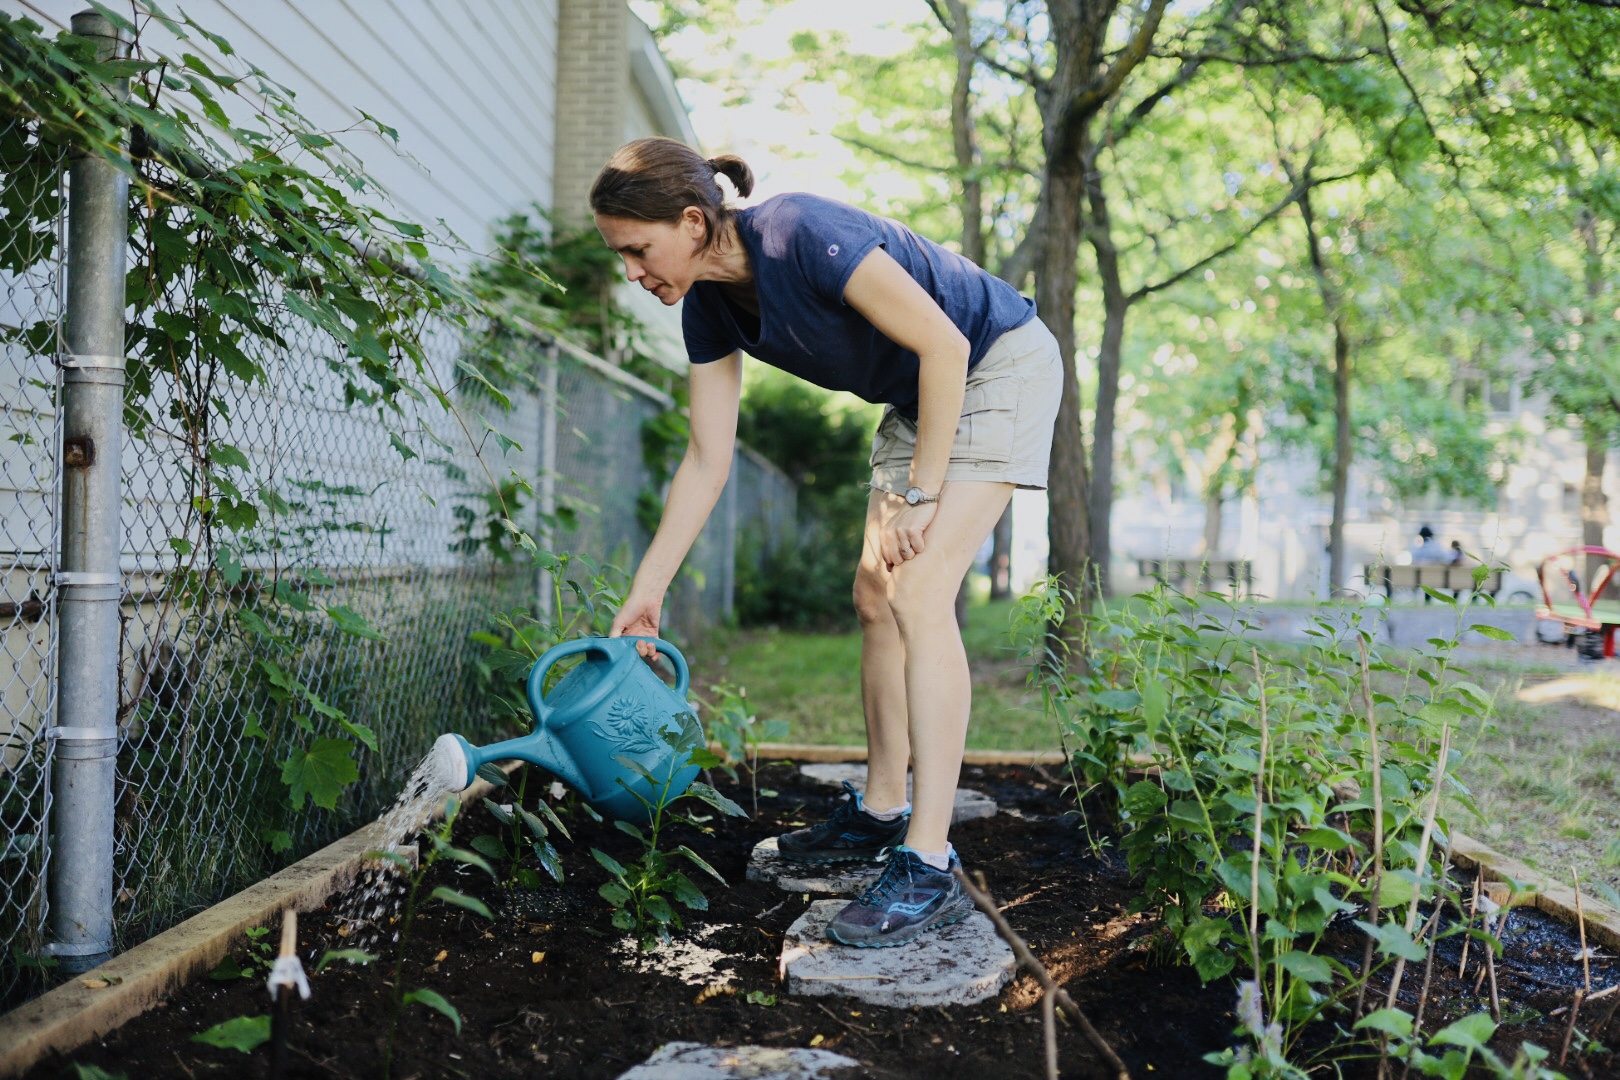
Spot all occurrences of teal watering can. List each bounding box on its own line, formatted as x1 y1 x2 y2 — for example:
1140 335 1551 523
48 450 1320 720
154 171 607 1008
429 636 702 823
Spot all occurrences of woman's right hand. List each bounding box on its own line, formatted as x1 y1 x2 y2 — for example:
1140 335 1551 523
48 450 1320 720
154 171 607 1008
609 592 664 660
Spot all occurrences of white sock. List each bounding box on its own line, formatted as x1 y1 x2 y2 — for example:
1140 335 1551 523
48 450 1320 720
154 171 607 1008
909 843 954 871
863 800 910 822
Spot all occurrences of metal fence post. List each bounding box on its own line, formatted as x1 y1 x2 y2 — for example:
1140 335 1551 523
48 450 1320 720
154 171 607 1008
48 10 129 974
536 340 559 620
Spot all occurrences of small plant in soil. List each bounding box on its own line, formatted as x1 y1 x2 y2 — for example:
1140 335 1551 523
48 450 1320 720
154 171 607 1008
205 925 275 982
469 765 572 889
699 681 789 815
592 712 747 949
373 798 495 1080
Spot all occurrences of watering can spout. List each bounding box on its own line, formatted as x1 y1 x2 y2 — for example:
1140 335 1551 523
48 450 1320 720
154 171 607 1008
428 730 587 794
428 636 701 823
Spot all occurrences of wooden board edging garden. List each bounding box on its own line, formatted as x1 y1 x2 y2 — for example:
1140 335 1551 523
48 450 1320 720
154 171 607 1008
1450 832 1620 952
739 742 1070 766
0 780 500 1080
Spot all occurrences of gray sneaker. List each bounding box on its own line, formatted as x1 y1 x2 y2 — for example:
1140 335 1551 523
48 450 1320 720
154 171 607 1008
825 846 973 948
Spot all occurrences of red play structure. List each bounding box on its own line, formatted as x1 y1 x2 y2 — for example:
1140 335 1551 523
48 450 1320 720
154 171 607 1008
1535 547 1620 658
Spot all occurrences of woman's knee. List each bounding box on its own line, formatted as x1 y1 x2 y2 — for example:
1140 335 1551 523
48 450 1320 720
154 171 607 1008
851 564 891 626
887 568 958 630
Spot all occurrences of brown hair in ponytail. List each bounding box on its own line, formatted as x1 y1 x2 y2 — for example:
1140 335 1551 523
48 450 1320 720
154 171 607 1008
589 137 754 253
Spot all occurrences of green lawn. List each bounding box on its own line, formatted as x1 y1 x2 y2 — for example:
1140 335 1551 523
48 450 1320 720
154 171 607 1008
689 597 1062 752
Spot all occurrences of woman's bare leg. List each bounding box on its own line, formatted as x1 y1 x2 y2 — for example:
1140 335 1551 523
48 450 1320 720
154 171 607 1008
854 482 1014 849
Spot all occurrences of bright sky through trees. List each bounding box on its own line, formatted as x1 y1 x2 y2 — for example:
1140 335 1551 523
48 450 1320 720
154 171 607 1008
630 0 919 204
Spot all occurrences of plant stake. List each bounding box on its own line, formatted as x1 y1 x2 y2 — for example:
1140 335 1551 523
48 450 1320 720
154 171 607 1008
265 909 309 1080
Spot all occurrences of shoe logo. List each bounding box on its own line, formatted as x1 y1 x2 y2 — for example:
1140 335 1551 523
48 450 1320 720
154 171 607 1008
885 898 937 918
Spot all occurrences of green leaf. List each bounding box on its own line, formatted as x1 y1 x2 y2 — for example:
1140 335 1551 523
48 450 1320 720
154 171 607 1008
644 895 676 924
591 848 627 877
673 845 726 884
325 604 387 641
190 1015 270 1053
1122 779 1166 818
599 881 631 906
1355 1008 1415 1038
1466 624 1516 642
668 870 708 910
403 988 462 1033
1429 1012 1497 1052
208 954 247 981
436 845 495 877
482 799 513 825
1092 689 1142 711
614 820 646 843
1354 919 1428 962
686 782 746 817
517 806 550 840
469 834 506 862
338 719 379 753
429 886 492 919
210 443 250 470
533 839 564 884
528 799 571 841
1142 679 1168 738
1297 826 1358 852
1274 950 1334 984
280 738 359 809
315 948 376 973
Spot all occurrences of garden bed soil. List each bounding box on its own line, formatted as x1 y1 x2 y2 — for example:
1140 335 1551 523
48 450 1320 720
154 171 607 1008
21 763 1620 1079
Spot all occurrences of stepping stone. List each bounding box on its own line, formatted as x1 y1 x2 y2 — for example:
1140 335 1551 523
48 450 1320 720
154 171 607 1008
798 762 998 823
616 1041 861 1079
747 836 883 894
778 899 1015 1008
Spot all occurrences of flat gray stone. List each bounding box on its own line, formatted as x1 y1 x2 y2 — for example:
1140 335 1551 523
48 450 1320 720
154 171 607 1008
779 899 1015 1008
797 763 997 823
615 1041 861 1079
747 837 882 894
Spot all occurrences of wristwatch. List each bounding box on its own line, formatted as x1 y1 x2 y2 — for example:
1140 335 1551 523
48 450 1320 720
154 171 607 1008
903 486 939 506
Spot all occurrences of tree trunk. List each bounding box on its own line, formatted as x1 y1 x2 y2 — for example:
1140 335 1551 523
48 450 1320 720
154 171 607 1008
1083 154 1128 598
1203 492 1223 557
1329 314 1352 596
1299 185 1352 596
1039 153 1094 634
1584 428 1609 583
945 0 984 623
989 506 1013 600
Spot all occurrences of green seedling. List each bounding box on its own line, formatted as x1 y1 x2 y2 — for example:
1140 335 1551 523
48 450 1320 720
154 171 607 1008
373 799 494 1080
592 713 746 949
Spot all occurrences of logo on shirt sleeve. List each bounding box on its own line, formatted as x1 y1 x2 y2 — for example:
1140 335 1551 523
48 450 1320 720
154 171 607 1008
827 244 840 257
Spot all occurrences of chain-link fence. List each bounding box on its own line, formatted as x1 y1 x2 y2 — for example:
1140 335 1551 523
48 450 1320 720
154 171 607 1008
0 169 796 1010
0 130 68 1013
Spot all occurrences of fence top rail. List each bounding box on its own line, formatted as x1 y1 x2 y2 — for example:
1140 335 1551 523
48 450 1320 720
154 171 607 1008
498 313 674 409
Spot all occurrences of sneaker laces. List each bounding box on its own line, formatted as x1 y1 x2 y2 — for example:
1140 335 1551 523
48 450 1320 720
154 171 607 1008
800 781 868 841
854 849 920 907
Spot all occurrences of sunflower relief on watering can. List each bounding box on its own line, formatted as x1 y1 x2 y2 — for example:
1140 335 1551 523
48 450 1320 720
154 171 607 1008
431 637 703 823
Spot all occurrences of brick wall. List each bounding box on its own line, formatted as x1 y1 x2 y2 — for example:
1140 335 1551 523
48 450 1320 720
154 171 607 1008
554 0 631 227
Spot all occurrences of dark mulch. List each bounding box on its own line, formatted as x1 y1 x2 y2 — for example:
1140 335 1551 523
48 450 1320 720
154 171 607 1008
23 763 1620 1079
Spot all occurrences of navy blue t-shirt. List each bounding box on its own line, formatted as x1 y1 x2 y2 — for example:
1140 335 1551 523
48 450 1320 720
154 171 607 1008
682 193 1035 420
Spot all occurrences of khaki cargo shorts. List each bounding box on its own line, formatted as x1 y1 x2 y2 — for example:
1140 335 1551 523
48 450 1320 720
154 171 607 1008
869 316 1063 493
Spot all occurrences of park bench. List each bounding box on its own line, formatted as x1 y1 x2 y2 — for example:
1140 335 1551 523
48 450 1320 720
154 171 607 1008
1136 557 1254 597
1364 563 1502 601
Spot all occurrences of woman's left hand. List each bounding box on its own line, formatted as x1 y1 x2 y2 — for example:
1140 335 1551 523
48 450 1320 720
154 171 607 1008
884 502 937 569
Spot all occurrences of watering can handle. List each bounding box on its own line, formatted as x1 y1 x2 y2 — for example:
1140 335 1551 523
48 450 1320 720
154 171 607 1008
634 636 690 699
525 637 690 726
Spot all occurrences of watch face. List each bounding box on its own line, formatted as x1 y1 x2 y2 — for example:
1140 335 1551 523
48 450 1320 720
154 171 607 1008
905 488 921 505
